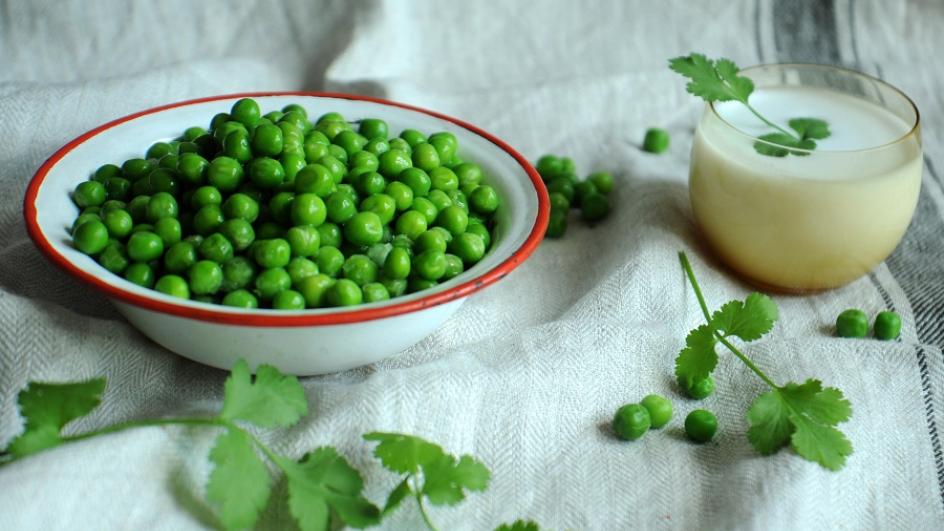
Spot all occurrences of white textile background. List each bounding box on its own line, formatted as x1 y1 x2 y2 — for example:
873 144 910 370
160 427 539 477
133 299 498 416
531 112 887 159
1 1 943 529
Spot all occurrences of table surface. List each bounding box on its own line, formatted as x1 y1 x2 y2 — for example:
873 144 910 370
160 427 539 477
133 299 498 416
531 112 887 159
1 1 943 529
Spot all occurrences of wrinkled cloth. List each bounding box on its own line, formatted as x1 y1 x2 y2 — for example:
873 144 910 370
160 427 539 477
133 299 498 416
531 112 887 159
1 1 943 529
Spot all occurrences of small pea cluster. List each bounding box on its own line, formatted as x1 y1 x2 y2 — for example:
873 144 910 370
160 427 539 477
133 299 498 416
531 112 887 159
533 155 613 238
612 394 717 444
69 98 502 309
835 309 901 340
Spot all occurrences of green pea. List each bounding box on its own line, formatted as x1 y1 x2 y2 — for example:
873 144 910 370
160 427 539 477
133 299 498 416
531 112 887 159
581 193 610 223
365 138 390 156
326 192 357 224
230 98 261 127
454 163 483 189
547 176 575 202
249 157 285 189
213 121 248 144
146 192 178 222
428 132 457 165
199 232 234 263
342 254 379 286
874 311 902 340
124 262 156 288
466 219 491 248
411 142 441 172
103 209 133 239
429 167 459 192
155 274 190 299
268 289 304 310
189 260 223 295
207 156 244 192
254 238 292 268
73 181 107 208
640 395 672 429
145 141 175 160
154 217 182 246
383 247 412 279
222 193 260 223
332 130 367 156
428 189 452 211
415 230 448 254
385 181 414 211
223 130 252 163
399 129 426 147
159 153 180 170
251 124 283 157
588 172 614 195
355 171 386 197
382 277 408 297
388 137 412 155
469 185 499 215
222 289 259 309
122 158 154 180
327 278 363 307
535 155 562 180
449 233 485 265
93 164 122 183
360 194 397 225
219 218 255 251
183 126 207 142
836 309 869 338
411 197 438 224
573 180 597 207
221 256 256 292
414 250 447 280
442 253 464 280
297 274 335 308
176 142 199 155
192 205 225 235
317 223 342 248
544 211 567 239
281 152 306 184
286 257 319 286
317 155 346 184
327 143 348 164
290 194 327 226
127 231 164 262
105 177 131 201
97 241 129 274
643 128 670 154
163 241 198 273
191 186 222 209
378 149 413 178
145 168 179 196
361 282 390 303
549 192 571 212
285 225 321 257
268 191 295 225
316 246 346 278
679 375 715 400
612 403 651 441
685 409 717 443
295 164 336 197
395 210 428 240
255 267 291 300
358 118 388 140
398 168 432 197
436 205 468 237
342 212 381 246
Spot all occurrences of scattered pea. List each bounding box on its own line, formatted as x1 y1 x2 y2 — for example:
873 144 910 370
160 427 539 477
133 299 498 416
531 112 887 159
874 311 902 340
643 128 670 154
836 309 869 338
684 409 717 443
612 403 651 441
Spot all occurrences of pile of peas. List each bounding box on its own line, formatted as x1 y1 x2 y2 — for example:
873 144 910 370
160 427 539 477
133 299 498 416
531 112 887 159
534 155 613 238
69 98 501 310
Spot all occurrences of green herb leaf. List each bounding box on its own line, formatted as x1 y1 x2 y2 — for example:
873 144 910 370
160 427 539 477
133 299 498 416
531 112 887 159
674 324 718 386
382 478 412 516
207 428 271 530
279 447 381 531
363 432 445 474
6 378 106 457
746 390 794 454
422 453 491 506
753 133 817 157
789 118 831 140
496 520 542 531
668 53 754 103
711 293 778 341
220 359 307 428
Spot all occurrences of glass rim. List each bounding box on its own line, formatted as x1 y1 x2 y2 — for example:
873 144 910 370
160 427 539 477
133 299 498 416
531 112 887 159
708 62 921 154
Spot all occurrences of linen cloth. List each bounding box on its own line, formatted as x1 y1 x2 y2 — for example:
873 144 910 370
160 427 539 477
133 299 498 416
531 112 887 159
1 0 944 529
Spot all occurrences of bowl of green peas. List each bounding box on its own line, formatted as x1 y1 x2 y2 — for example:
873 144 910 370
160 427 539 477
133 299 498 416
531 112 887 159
24 93 548 375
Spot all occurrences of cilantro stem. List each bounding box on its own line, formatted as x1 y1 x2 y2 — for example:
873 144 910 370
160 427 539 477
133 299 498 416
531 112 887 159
413 476 439 531
742 102 800 142
678 252 779 389
61 417 225 444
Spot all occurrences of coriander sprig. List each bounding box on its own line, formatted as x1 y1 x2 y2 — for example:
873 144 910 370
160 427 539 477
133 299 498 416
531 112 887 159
676 252 853 470
669 53 831 157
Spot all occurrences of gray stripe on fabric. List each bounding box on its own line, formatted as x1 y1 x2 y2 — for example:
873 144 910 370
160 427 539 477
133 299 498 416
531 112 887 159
772 0 841 63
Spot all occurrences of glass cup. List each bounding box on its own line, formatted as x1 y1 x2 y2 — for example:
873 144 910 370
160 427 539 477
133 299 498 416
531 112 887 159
689 63 922 292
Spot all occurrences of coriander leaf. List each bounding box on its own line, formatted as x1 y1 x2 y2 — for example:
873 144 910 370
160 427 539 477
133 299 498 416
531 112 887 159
711 293 778 341
746 390 793 455
279 447 381 531
6 378 106 457
788 118 831 140
674 324 718 386
753 133 816 157
363 432 444 474
669 53 754 103
207 429 271 531
496 520 542 531
220 359 307 428
382 477 412 516
422 453 491 507
780 379 854 470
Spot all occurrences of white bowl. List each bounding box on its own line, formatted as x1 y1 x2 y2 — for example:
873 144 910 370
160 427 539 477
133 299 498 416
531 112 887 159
25 92 548 375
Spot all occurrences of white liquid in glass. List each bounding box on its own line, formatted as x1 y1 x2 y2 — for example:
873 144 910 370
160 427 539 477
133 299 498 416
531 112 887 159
690 87 922 290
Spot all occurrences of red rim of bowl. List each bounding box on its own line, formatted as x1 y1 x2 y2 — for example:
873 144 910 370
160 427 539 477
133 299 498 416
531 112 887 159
23 91 549 327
